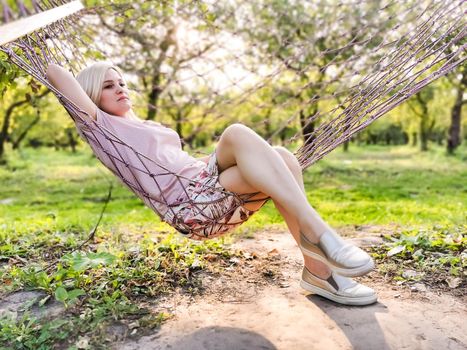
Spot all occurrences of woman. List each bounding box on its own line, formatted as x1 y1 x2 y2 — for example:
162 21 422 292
46 62 377 306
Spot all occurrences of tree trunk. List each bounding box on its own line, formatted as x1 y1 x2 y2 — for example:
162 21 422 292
12 114 40 150
176 112 183 136
447 70 466 154
416 93 429 152
436 133 443 146
0 98 28 157
420 120 428 151
263 108 274 140
300 106 317 147
66 128 78 153
145 27 177 121
146 74 162 121
0 89 50 157
343 140 349 152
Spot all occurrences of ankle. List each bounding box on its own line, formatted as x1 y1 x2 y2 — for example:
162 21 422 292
300 231 319 244
298 218 332 244
305 265 331 280
304 256 331 279
298 223 321 244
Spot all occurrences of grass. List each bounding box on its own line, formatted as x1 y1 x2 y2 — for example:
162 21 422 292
306 145 466 227
1 144 465 233
0 144 465 349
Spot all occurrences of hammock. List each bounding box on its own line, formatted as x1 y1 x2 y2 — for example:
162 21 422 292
1 0 465 239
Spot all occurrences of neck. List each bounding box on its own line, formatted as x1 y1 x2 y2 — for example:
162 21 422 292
124 109 137 120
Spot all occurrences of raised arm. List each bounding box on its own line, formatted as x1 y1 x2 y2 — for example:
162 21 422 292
46 63 97 120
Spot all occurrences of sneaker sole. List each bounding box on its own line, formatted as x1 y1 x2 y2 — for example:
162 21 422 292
300 279 377 306
300 245 375 277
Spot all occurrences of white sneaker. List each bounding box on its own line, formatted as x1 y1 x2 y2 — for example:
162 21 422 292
300 231 375 277
300 267 377 306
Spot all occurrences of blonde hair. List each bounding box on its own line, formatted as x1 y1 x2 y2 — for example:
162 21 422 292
76 62 137 119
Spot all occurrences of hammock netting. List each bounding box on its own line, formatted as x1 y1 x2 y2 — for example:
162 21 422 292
1 0 465 238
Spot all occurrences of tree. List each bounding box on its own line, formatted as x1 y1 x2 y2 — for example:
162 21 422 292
211 0 402 149
447 68 466 154
95 1 214 122
406 87 436 152
0 77 50 158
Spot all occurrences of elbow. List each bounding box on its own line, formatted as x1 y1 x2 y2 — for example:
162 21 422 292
46 63 63 83
46 64 56 82
46 63 60 71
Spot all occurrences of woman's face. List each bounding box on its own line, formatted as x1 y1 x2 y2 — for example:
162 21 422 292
99 68 132 117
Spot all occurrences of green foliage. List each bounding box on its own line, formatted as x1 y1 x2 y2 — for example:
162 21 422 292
385 227 465 258
1 0 462 153
62 251 117 272
0 54 22 96
0 313 71 350
54 286 85 307
371 226 466 287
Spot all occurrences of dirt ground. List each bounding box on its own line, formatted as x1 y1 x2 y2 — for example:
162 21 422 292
115 229 467 350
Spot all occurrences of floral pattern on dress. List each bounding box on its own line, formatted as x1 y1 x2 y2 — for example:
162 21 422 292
164 153 258 240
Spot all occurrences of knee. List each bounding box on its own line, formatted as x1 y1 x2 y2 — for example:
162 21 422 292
273 146 301 173
221 123 255 144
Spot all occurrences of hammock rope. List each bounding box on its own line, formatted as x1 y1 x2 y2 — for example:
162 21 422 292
1 0 465 238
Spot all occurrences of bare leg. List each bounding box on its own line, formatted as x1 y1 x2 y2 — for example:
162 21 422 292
216 124 374 277
216 124 332 243
271 147 331 279
218 144 331 279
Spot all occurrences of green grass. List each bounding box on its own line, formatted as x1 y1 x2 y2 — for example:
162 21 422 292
0 144 465 348
305 145 466 227
1 144 465 234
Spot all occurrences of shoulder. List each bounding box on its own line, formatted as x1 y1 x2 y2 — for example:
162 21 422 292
142 119 162 126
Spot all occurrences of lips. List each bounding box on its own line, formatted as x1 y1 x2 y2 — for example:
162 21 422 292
118 96 129 102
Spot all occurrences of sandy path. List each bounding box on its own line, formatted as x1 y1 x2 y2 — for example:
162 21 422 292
116 230 467 350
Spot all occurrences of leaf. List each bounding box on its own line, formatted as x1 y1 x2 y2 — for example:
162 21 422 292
204 254 217 262
87 252 117 268
268 248 280 256
387 245 405 257
46 319 69 330
70 255 91 272
413 249 424 260
402 269 418 279
55 287 68 302
446 277 461 289
76 336 90 349
38 295 51 307
412 283 427 292
190 257 201 268
20 297 38 311
153 259 161 269
67 289 85 300
67 252 117 271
